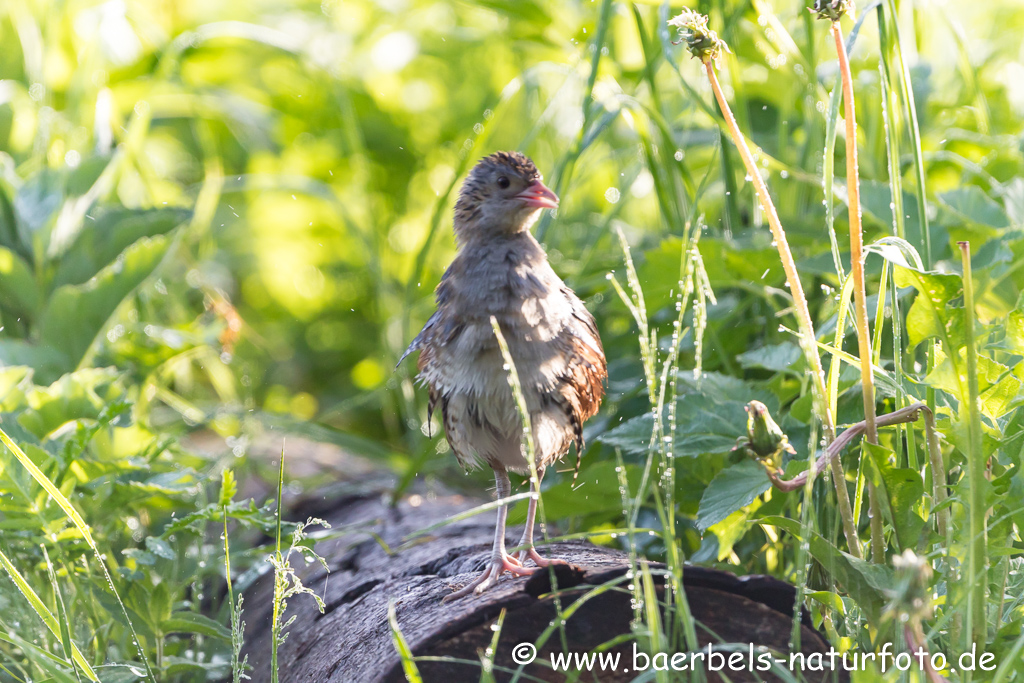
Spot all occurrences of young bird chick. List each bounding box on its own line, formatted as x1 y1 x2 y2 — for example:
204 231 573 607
401 151 607 600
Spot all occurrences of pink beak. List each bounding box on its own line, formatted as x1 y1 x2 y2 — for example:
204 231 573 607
515 180 559 210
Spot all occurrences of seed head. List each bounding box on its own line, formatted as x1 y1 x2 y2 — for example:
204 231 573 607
810 0 852 22
735 400 796 471
668 9 730 62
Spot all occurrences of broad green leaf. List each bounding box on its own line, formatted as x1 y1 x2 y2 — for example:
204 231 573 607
760 516 891 623
0 245 40 314
736 341 801 372
863 442 927 550
13 168 63 248
696 459 771 531
509 460 639 524
893 265 964 351
939 186 1010 228
0 340 66 376
52 207 188 289
17 367 121 439
40 234 170 372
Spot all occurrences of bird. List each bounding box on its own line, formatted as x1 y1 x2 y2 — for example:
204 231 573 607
400 151 607 600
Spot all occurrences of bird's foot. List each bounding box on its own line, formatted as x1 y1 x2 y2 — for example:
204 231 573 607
516 546 567 569
442 554 537 602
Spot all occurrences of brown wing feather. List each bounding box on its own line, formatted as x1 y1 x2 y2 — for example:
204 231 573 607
556 287 607 482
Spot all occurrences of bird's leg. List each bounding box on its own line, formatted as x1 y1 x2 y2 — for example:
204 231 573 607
443 467 537 601
515 468 566 568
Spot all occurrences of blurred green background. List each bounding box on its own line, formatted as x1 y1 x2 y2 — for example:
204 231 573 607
6 0 1022 470
3 0 1024 677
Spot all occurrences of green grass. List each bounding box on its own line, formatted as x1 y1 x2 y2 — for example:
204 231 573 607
2 0 1024 681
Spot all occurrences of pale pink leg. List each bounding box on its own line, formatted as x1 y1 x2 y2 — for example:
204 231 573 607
514 468 567 568
443 468 537 602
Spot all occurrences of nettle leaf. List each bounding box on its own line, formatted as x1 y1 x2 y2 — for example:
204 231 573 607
39 234 170 374
599 373 772 457
893 265 964 351
696 459 771 531
939 186 1010 228
863 442 927 551
509 460 640 524
736 341 801 372
599 413 655 455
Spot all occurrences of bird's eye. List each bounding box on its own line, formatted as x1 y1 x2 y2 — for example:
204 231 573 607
496 176 510 189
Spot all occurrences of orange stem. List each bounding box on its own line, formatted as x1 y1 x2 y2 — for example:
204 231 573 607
703 58 862 559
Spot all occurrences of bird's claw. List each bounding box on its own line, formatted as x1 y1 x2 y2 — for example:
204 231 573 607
516 546 567 569
442 553 537 602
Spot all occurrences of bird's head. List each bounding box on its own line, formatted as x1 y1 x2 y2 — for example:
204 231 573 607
453 151 559 243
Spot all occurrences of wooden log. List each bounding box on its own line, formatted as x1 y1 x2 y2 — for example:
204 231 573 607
243 489 847 682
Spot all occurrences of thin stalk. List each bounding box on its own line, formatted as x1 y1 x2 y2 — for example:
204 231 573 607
766 402 928 492
923 409 948 538
831 21 883 564
702 59 861 558
271 444 285 683
959 241 987 650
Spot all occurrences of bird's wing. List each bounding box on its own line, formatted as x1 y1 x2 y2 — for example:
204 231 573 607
396 310 440 370
558 285 608 453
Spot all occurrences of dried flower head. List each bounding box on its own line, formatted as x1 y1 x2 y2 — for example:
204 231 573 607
810 0 853 22
668 9 730 62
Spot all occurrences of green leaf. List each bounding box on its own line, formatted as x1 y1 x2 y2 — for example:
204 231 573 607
52 207 187 289
760 516 891 623
16 367 121 439
893 265 964 351
736 342 801 372
939 186 1010 228
39 234 170 372
149 582 172 625
162 611 231 640
696 459 771 531
863 442 927 551
0 245 40 314
145 536 176 561
0 340 67 375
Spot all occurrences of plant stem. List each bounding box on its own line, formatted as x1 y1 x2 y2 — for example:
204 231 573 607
703 58 861 558
766 402 928 492
831 21 884 564
271 444 286 683
923 407 948 539
959 241 987 651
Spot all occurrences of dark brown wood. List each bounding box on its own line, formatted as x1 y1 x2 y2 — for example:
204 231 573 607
243 489 848 683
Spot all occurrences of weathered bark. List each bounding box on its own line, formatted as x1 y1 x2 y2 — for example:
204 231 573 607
243 489 847 683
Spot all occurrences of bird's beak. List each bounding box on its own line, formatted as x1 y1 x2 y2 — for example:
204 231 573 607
515 180 559 210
